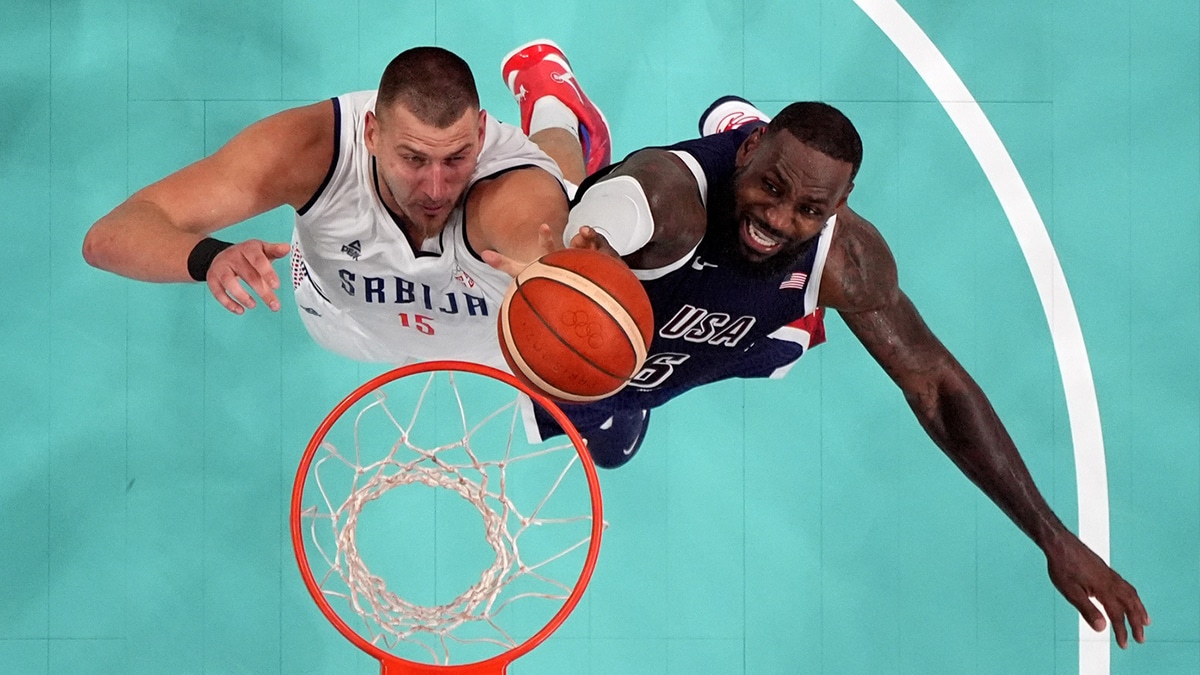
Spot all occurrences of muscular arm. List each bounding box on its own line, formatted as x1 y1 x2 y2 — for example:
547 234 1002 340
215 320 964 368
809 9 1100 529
822 208 1148 646
598 149 707 269
824 211 1065 545
82 100 334 282
475 148 707 271
466 166 570 268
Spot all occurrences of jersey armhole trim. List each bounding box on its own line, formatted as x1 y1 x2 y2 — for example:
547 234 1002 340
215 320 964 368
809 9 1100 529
668 149 708 209
296 97 342 216
626 150 706 280
632 242 701 281
803 215 837 313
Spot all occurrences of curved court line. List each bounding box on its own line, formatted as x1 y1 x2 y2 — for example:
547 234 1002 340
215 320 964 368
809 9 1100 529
849 1 1111 672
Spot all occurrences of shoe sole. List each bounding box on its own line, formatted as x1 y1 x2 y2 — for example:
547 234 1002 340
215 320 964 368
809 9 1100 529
501 38 566 82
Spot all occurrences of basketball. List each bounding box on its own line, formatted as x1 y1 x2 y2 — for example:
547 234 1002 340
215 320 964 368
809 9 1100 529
499 248 654 403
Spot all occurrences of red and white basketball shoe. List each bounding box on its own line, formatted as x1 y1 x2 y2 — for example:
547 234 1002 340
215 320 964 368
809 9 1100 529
698 95 771 136
502 39 611 174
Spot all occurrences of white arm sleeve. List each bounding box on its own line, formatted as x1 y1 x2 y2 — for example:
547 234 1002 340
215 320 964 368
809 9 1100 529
563 175 656 255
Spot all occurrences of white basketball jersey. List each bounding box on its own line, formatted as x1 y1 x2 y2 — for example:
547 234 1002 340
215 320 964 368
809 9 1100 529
291 90 564 367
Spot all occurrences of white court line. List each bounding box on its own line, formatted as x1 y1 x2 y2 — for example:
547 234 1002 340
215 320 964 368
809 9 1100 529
850 1 1112 672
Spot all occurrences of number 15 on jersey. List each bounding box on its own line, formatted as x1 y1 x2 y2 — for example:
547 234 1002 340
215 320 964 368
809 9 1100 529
398 313 434 335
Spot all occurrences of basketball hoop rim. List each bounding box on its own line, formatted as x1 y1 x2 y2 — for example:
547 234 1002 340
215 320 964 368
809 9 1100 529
289 360 604 675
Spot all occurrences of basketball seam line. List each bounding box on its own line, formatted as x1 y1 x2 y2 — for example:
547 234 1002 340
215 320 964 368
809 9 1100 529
513 275 632 383
499 273 614 398
523 261 649 363
501 283 611 403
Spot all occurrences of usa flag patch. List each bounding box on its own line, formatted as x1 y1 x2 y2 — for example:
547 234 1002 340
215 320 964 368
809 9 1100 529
779 271 807 290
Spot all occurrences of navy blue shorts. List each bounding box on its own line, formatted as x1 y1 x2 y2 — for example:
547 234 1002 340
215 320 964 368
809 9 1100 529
534 403 651 470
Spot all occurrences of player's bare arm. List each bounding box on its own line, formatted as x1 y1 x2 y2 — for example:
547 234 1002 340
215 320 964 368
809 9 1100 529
821 207 1150 647
82 100 335 312
602 149 707 270
480 148 700 271
467 165 569 269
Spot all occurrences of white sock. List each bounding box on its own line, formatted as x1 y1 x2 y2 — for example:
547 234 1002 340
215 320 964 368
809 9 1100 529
701 99 770 137
529 96 580 139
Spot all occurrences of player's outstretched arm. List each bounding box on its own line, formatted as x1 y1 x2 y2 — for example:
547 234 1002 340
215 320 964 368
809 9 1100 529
469 165 569 275
821 208 1150 648
478 148 702 275
82 100 335 313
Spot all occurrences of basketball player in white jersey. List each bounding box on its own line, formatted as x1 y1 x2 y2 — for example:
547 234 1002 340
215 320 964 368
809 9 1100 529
82 46 610 367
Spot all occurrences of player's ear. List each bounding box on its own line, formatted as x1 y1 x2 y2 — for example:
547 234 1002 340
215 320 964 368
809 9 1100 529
364 110 379 155
735 126 767 167
836 181 854 209
477 109 487 145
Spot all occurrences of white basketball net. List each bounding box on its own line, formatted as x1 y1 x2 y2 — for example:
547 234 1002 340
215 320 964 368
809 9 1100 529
298 370 597 666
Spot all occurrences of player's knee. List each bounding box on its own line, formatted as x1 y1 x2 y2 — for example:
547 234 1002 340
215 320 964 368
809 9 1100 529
588 444 639 470
582 409 650 470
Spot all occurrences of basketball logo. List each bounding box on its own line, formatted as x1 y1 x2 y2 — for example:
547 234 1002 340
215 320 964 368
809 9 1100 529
499 249 654 403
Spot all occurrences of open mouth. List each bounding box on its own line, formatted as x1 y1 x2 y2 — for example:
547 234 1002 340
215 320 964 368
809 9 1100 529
741 217 785 255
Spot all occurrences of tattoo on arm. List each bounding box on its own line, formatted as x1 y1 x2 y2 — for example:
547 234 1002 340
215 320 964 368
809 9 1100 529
840 293 1068 550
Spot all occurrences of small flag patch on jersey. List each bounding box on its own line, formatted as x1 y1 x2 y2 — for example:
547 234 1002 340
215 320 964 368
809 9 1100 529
779 271 807 290
453 265 476 289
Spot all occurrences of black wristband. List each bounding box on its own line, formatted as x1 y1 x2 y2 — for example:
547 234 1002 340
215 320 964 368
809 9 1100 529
187 237 234 281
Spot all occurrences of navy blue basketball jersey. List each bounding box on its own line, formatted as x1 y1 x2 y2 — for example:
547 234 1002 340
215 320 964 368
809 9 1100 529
558 128 833 426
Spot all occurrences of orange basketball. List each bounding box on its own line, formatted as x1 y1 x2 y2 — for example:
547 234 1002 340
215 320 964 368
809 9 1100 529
499 248 654 403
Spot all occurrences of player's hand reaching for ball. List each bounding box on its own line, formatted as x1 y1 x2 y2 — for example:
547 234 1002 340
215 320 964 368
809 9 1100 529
566 225 620 258
483 223 620 277
206 239 291 314
481 223 564 277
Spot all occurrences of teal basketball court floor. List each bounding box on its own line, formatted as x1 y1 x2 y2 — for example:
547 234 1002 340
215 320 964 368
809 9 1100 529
1 0 1197 673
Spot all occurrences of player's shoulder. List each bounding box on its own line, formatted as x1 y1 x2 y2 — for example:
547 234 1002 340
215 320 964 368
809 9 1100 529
219 98 336 173
820 207 900 313
468 165 567 216
134 98 337 214
253 99 339 210
608 149 709 269
245 98 335 139
611 149 708 224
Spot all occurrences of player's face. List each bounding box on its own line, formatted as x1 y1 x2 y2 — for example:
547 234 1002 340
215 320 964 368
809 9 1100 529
366 103 484 238
730 128 854 269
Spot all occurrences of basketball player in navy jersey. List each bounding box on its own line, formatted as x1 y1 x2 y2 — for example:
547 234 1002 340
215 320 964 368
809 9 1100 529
83 45 609 368
497 45 1150 649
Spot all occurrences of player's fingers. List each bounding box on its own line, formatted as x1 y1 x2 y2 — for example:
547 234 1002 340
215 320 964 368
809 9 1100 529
207 273 247 315
1130 595 1150 644
1101 601 1129 649
253 281 281 311
537 223 562 254
568 225 601 250
265 241 292 259
1064 587 1107 634
480 249 525 277
241 248 282 309
220 273 258 313
1120 589 1149 645
573 226 621 258
1131 613 1147 645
